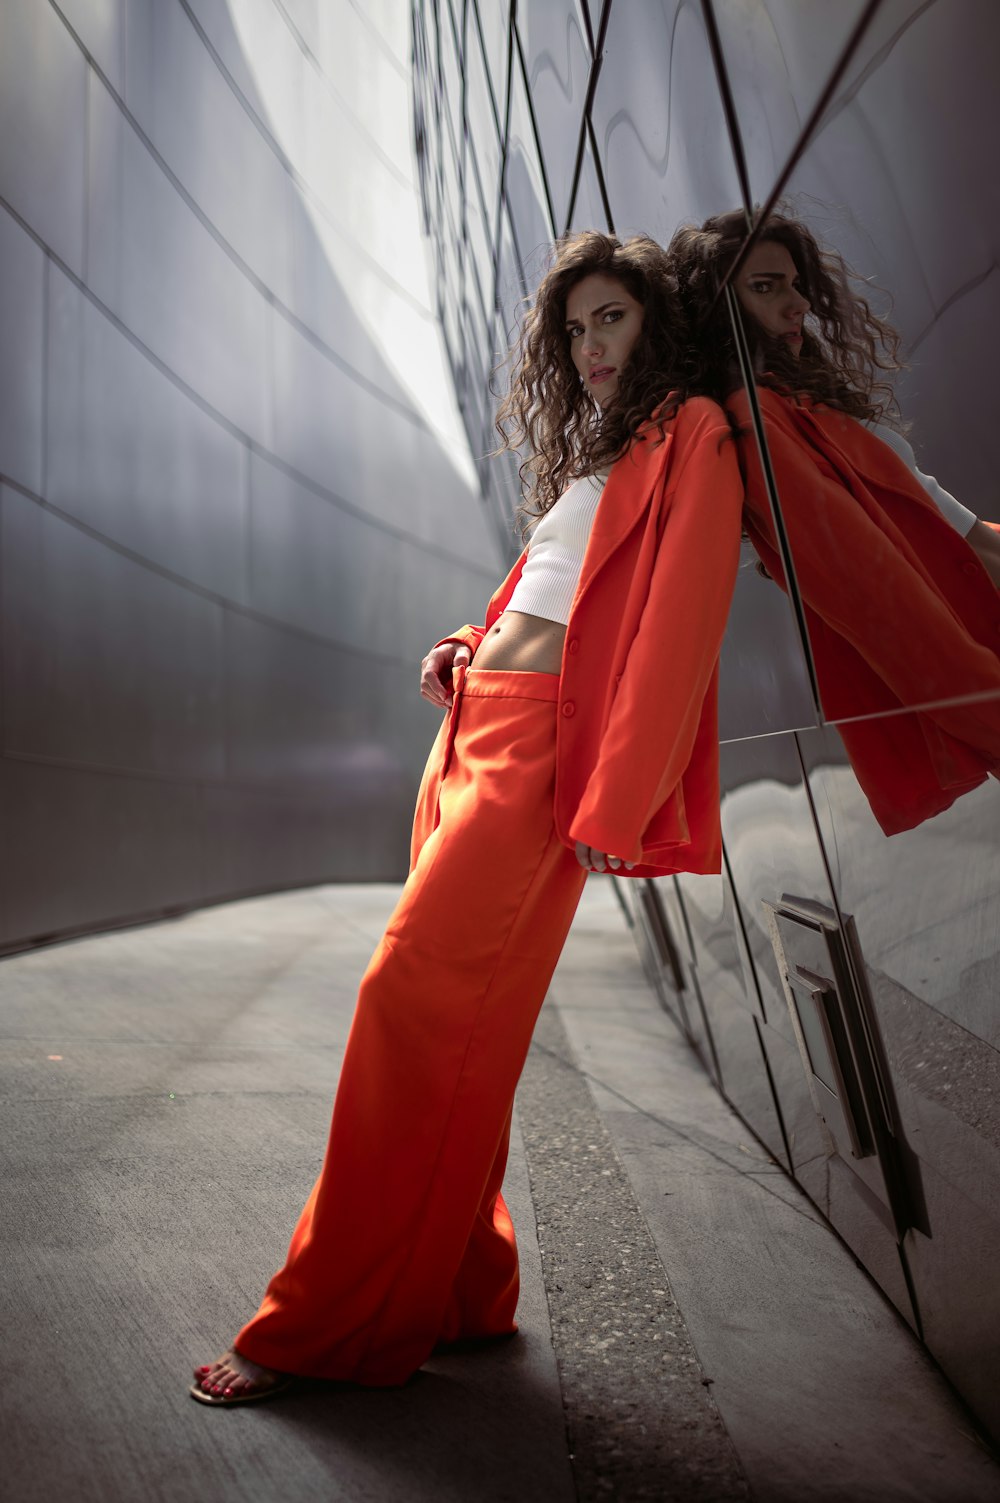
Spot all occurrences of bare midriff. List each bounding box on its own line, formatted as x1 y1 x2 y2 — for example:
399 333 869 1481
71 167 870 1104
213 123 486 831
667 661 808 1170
471 610 567 676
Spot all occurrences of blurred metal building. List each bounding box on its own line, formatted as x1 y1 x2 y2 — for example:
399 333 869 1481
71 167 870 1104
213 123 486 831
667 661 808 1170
412 0 1000 1444
0 0 504 949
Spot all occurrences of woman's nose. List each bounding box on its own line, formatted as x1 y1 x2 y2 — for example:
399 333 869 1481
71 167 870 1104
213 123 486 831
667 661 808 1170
582 329 603 356
790 288 810 315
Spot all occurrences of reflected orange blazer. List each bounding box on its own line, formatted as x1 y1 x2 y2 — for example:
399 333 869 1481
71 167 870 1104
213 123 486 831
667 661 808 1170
729 386 1000 834
440 397 744 877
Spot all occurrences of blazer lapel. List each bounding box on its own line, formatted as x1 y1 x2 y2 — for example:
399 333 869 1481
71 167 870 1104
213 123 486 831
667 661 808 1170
787 400 938 512
574 426 673 601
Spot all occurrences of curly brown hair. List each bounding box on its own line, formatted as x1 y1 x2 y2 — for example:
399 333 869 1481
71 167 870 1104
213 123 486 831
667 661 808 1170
668 207 903 423
493 231 692 533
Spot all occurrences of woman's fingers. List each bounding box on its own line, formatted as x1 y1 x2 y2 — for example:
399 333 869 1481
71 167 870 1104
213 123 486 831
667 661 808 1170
420 642 472 707
574 842 636 872
419 651 450 706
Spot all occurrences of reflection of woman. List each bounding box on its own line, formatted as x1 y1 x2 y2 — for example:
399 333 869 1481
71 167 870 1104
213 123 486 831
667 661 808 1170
671 208 1000 581
191 232 744 1404
670 209 1000 834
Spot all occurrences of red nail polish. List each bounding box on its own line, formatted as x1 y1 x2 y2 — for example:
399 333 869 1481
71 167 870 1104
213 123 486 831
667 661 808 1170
223 1388 233 1397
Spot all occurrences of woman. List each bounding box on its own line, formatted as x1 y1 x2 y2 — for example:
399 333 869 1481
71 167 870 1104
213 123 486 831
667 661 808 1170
191 232 745 1405
669 209 1000 834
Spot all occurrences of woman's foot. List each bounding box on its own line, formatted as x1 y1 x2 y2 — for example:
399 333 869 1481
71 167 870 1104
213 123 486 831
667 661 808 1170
190 1348 291 1406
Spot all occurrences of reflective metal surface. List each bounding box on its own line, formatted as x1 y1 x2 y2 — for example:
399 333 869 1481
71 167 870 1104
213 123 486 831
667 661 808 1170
416 0 1000 1438
800 717 1000 1408
0 0 502 949
3 0 997 1440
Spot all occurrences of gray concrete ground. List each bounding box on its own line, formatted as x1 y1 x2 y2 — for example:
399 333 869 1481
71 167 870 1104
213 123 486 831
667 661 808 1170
1 880 998 1502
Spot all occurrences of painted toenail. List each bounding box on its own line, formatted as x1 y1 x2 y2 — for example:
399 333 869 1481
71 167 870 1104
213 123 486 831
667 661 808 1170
223 1388 232 1396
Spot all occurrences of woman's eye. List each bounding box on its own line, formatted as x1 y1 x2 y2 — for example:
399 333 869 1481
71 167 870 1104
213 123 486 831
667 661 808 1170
603 309 623 324
750 281 772 294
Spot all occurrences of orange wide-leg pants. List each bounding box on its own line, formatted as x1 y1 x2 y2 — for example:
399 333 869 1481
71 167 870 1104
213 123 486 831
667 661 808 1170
234 668 588 1386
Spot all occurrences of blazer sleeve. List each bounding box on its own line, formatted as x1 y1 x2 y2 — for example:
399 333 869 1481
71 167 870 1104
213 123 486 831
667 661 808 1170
746 416 1000 710
569 420 744 860
431 624 487 656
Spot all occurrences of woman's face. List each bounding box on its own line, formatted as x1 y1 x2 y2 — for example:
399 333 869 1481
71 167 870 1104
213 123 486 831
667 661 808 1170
735 241 810 356
565 272 644 408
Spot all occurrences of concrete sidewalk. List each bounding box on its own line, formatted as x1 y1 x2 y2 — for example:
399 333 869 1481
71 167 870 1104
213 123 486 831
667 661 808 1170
1 881 998 1502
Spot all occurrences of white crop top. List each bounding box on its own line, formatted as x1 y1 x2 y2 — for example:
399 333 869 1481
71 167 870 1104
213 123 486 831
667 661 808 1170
502 427 975 630
506 472 608 626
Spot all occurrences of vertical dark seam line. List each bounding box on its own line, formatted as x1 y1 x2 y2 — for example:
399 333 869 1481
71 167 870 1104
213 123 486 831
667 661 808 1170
694 972 725 1097
221 609 232 784
243 438 253 614
791 731 844 922
755 0 884 220
561 116 590 236
480 31 504 300
40 253 50 504
580 0 596 55
710 0 885 309
0 476 5 754
120 0 127 107
82 61 91 286
586 0 615 234
498 3 516 210
456 2 470 320
470 0 500 134
700 0 754 221
564 0 609 235
896 1241 925 1344
753 1013 794 1175
725 284 823 719
594 0 613 55
512 22 557 239
587 117 615 235
493 5 520 317
720 839 768 1022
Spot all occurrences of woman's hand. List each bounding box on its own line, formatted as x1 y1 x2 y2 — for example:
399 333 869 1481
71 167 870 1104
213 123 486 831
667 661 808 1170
574 842 636 873
420 640 472 708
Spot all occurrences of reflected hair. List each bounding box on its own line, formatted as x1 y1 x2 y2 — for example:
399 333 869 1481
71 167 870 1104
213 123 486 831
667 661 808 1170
668 207 903 423
494 231 691 534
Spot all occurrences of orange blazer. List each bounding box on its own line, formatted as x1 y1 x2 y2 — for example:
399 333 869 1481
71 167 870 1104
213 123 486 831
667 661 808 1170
439 397 744 877
729 386 1000 834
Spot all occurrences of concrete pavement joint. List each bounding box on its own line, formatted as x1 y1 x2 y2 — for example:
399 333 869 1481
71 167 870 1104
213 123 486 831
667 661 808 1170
528 1035 826 1232
518 1002 750 1503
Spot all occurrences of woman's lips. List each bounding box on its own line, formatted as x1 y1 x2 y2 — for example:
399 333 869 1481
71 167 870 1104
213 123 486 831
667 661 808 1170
590 366 615 383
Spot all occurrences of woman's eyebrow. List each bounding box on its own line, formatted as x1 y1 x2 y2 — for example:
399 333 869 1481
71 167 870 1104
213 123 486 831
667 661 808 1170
565 300 624 326
745 269 787 281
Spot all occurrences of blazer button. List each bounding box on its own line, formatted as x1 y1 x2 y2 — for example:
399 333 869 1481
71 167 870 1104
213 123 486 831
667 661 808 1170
962 561 980 577
562 700 576 718
567 637 580 655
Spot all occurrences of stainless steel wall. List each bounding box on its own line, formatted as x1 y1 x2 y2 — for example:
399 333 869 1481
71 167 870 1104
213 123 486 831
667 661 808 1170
414 0 1000 1442
0 0 503 951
